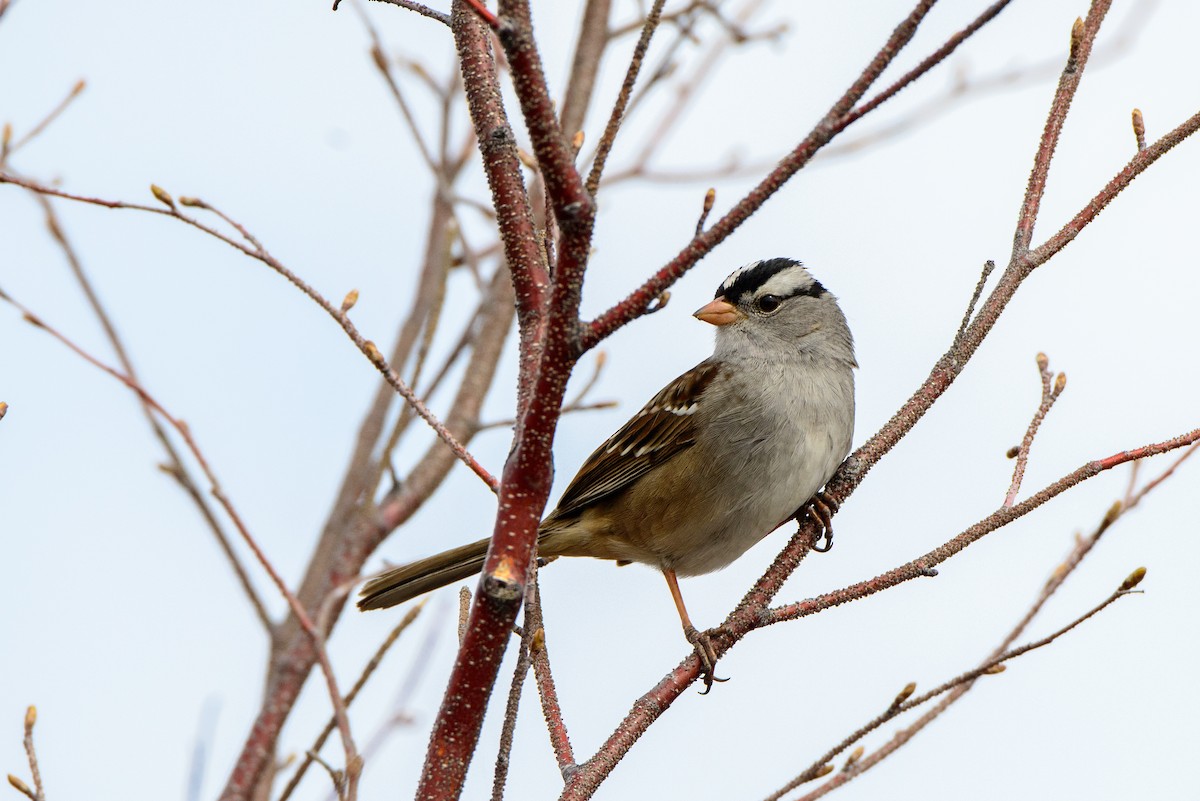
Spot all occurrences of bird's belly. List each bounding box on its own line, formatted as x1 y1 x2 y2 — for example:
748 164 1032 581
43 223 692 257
601 417 843 577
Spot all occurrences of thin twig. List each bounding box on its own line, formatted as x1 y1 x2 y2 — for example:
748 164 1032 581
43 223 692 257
952 259 994 350
6 79 86 158
276 601 427 801
0 173 500 493
491 622 533 800
0 293 363 799
787 446 1197 799
1004 352 1067 505
525 574 575 777
20 187 272 632
782 578 1143 800
20 706 44 801
585 0 666 195
355 0 449 25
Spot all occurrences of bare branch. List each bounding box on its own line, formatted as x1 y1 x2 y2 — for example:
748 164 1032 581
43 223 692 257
0 172 500 492
1004 353 1067 506
355 0 450 26
585 0 666 195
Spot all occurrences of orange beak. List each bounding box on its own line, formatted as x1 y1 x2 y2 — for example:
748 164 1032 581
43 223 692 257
693 297 740 326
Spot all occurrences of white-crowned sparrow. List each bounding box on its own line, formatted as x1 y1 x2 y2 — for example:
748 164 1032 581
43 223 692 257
360 258 856 682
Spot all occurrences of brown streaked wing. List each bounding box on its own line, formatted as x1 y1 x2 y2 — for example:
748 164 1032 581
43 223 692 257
547 361 721 519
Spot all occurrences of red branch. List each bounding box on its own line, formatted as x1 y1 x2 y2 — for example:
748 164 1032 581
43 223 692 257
560 426 1200 798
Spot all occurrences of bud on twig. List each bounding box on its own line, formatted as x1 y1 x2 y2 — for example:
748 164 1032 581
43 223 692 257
371 44 388 73
363 340 385 367
1119 566 1147 592
24 706 36 730
1053 372 1067 394
1036 352 1049 373
71 79 87 96
1006 445 1020 459
815 764 834 778
531 626 546 654
341 289 359 313
1067 17 1084 71
150 184 176 210
891 681 916 709
7 775 35 801
1131 108 1146 151
571 130 585 154
844 745 864 769
0 401 8 421
984 664 1007 675
695 188 716 235
179 196 208 208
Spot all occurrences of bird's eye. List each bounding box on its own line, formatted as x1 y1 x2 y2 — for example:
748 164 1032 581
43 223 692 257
756 294 782 314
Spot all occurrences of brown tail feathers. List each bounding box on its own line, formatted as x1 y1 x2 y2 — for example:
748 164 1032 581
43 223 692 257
358 537 492 611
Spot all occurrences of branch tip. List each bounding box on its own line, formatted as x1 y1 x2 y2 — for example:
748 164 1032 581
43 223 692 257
23 706 36 730
1067 17 1084 70
890 681 917 709
6 775 34 801
984 663 1007 675
149 183 175 210
0 401 8 421
1005 445 1020 459
1131 108 1147 151
1119 566 1147 592
341 288 360 313
843 745 864 770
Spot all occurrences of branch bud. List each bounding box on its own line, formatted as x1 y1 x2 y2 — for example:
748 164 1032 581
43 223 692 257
530 626 546 654
1005 445 1020 459
891 681 916 708
1036 352 1049 372
984 663 1007 675
815 764 834 778
0 401 8 421
571 130 585 153
1101 500 1122 529
1119 566 1146 592
150 184 176 210
844 745 864 768
1054 372 1066 394
1068 17 1084 69
1131 108 1146 151
24 705 36 729
703 187 716 214
363 340 385 367
341 288 359 313
370 44 388 73
178 196 208 208
7 775 34 801
72 79 87 96
2 122 12 152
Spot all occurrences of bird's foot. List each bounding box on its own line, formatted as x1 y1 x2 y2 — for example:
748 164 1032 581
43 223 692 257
801 491 838 553
684 624 729 694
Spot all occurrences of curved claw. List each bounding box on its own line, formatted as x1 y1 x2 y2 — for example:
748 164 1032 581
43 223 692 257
803 491 839 553
685 625 730 693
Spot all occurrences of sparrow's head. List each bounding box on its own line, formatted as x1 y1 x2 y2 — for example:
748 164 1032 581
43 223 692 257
694 258 855 365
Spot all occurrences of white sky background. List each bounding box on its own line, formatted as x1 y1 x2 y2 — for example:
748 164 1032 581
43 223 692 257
2 1 1199 800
